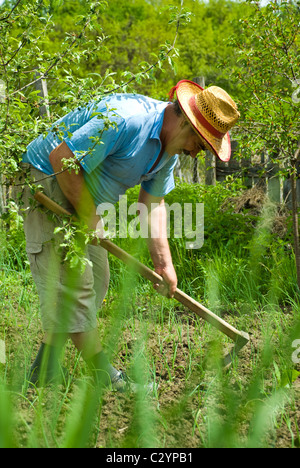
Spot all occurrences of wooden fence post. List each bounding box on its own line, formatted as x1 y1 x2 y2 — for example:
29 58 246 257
205 150 216 185
34 71 50 118
283 163 300 209
267 163 281 203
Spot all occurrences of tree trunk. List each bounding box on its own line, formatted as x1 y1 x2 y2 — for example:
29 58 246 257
291 163 300 290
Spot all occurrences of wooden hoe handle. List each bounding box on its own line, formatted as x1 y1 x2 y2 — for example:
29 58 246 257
34 191 250 345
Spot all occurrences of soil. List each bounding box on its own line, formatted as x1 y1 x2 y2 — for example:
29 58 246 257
69 309 300 448
99 326 299 449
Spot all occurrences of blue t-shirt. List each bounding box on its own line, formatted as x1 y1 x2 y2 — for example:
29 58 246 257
23 93 179 205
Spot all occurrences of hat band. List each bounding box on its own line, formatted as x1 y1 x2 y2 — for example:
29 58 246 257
189 96 226 139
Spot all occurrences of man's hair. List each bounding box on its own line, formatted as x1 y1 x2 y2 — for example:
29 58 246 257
172 99 207 150
173 99 183 117
173 99 191 129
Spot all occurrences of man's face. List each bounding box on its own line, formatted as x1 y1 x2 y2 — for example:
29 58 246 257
166 120 206 158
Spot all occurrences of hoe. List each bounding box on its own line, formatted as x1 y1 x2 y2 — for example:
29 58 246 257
34 191 250 366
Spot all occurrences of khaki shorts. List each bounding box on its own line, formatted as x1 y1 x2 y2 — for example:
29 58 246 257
19 164 110 334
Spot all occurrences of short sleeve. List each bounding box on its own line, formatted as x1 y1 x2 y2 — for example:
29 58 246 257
64 112 125 174
141 155 178 197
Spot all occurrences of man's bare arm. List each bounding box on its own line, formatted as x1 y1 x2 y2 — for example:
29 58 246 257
138 186 177 297
49 141 100 232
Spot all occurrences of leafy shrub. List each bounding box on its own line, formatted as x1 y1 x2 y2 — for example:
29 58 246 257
0 202 27 270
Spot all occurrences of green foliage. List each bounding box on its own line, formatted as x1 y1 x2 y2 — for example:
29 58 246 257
0 201 27 269
0 379 15 448
224 0 300 290
0 0 186 183
1 0 300 449
226 0 300 166
165 176 249 256
0 0 106 179
105 178 298 308
1 204 300 447
0 0 254 185
2 175 297 307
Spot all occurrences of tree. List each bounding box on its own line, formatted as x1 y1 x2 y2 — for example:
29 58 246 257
174 0 253 94
0 0 183 187
43 0 251 100
0 0 109 181
227 0 300 288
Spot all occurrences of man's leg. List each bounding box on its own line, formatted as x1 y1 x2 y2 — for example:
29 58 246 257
29 333 68 386
26 240 113 387
69 329 119 386
22 167 153 392
29 329 114 387
69 329 102 360
74 245 119 386
28 242 117 387
30 329 117 387
20 166 114 387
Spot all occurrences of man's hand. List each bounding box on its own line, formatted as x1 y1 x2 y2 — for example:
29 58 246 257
154 263 177 298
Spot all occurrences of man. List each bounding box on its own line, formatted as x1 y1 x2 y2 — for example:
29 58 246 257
20 79 240 391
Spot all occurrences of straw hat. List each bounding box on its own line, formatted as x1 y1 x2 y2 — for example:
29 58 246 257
169 80 240 162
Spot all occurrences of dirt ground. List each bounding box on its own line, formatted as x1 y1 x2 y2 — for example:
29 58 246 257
80 310 300 448
96 332 299 448
4 295 300 448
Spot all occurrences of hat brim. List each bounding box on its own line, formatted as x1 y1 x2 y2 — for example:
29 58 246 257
175 81 231 162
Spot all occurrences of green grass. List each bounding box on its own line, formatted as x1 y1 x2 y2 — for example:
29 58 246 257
1 184 300 448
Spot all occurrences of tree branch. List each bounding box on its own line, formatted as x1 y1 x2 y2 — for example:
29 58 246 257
0 0 23 22
9 11 95 97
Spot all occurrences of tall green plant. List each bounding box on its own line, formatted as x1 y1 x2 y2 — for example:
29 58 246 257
0 379 15 448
